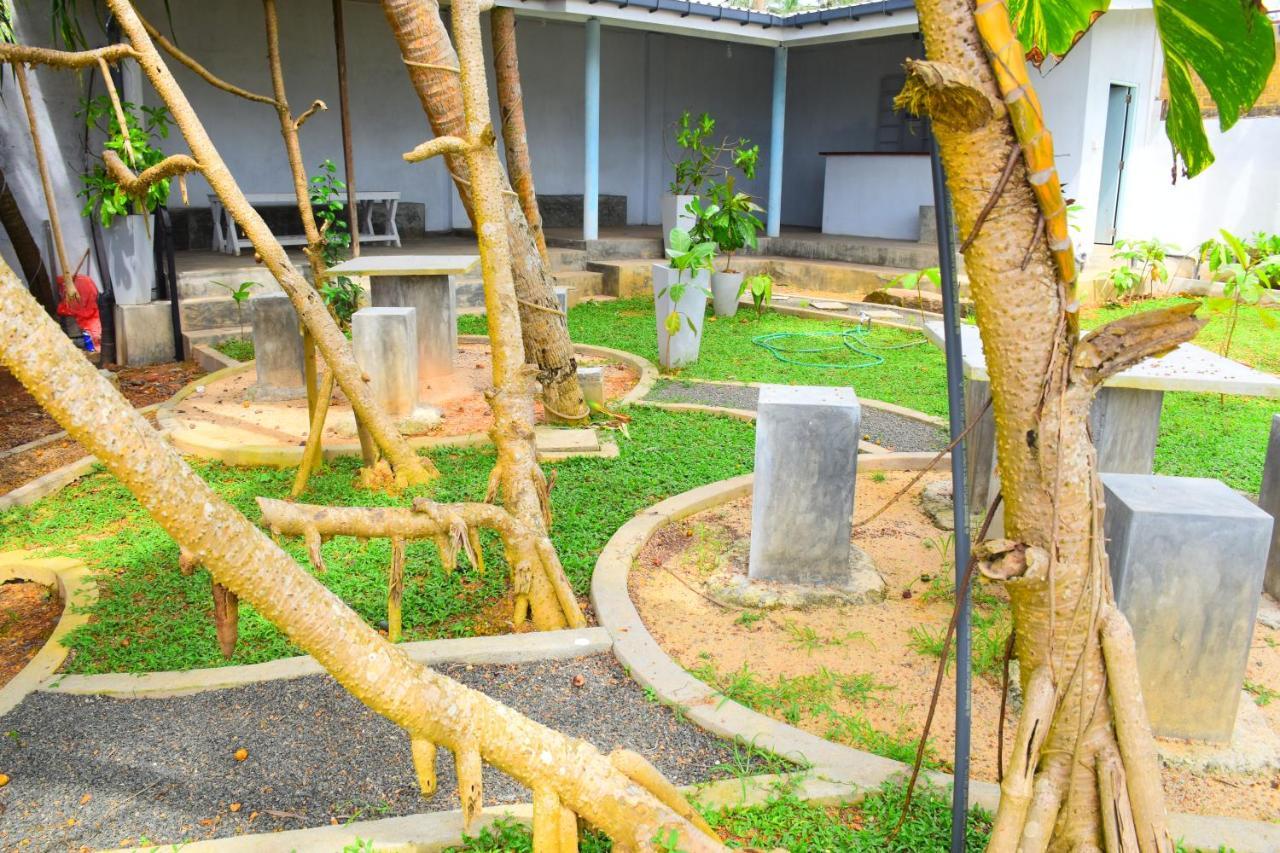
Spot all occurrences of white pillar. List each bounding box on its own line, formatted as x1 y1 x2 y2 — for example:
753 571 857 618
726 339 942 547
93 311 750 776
766 45 787 238
584 18 601 241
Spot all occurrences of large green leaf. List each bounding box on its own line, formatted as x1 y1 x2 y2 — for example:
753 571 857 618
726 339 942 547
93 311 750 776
1153 0 1275 178
1009 0 1110 64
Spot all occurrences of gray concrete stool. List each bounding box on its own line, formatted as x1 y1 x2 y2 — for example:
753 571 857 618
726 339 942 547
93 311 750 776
249 292 305 400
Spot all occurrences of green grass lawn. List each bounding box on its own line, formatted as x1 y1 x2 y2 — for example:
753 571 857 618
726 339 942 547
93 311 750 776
476 297 1278 491
1 408 754 674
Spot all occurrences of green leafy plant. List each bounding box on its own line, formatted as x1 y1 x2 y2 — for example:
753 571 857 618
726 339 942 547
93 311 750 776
309 159 362 326
77 96 173 227
212 280 257 337
658 227 715 364
688 181 764 274
893 265 942 315
1096 237 1174 303
666 111 759 197
739 273 773 318
1199 228 1280 362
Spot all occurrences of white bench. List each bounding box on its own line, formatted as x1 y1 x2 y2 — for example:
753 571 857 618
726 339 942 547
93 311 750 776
209 191 402 255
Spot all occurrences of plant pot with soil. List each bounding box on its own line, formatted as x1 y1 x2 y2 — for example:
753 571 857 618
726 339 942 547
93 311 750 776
690 182 764 319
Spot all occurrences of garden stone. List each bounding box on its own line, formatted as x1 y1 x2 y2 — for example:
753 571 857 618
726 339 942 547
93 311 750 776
919 479 954 530
651 264 709 370
577 366 605 410
352 307 419 419
1260 413 1280 598
1102 473 1273 742
749 385 878 594
249 293 305 401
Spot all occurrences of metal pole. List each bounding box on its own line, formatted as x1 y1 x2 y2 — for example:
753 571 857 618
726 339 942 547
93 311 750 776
929 126 972 853
766 45 787 238
583 18 601 242
332 0 360 257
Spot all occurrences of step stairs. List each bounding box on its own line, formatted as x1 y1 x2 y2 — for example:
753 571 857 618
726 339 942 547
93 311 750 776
587 255 913 300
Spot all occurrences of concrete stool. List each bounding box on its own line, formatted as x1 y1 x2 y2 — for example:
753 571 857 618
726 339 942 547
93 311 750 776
577 366 605 410
249 293 305 400
1102 473 1273 742
1261 414 1280 598
352 307 418 419
749 385 861 587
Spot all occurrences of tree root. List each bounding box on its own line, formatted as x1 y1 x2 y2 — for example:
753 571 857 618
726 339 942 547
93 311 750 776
609 749 720 841
211 581 239 660
256 498 585 630
388 536 406 641
456 742 483 828
988 666 1054 851
1097 745 1141 853
411 736 438 796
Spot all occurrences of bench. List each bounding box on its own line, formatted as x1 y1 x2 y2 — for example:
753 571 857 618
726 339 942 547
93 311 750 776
209 192 402 255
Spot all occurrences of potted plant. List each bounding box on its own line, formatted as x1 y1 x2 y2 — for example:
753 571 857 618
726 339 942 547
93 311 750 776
652 227 714 369
690 183 764 318
663 111 759 252
78 96 173 305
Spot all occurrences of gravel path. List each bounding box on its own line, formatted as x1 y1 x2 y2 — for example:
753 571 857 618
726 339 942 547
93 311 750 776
645 380 947 453
0 655 761 850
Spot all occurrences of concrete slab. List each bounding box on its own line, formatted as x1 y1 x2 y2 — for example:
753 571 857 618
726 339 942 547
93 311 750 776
114 301 176 366
534 427 600 454
327 254 479 277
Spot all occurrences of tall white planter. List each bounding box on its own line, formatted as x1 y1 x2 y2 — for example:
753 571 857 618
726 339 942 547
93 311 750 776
652 263 709 369
710 270 743 318
660 194 696 250
106 213 156 306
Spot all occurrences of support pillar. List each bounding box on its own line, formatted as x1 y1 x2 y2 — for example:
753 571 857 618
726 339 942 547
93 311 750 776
766 45 787 238
583 18 601 242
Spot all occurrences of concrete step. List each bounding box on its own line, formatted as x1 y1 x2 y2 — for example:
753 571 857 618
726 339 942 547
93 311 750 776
178 295 258 334
587 256 909 300
176 264 287 299
547 247 588 272
454 269 604 310
547 234 665 261
751 235 942 271
181 325 246 360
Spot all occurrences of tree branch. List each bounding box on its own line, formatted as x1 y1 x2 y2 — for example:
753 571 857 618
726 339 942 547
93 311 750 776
404 135 473 163
140 16 276 106
1070 303 1204 388
0 43 136 69
103 150 203 197
293 99 327 130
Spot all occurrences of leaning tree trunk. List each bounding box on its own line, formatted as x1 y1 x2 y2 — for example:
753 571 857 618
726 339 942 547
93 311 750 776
0 161 58 317
0 254 721 851
907 0 1199 849
381 0 587 425
490 8 550 268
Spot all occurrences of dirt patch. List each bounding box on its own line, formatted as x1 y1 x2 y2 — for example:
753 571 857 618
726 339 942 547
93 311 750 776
0 410 164 497
630 470 1280 823
0 361 204 453
0 579 62 688
166 344 639 449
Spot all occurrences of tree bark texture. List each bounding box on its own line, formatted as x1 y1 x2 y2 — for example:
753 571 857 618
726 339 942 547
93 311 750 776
0 254 722 852
909 0 1192 848
381 0 586 424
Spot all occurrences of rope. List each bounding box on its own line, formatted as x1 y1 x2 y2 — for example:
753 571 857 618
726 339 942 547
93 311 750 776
751 325 927 370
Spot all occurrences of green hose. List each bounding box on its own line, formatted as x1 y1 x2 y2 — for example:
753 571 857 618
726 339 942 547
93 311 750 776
751 325 926 369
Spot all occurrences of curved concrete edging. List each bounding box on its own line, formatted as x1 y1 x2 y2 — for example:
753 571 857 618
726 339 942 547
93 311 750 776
155 339 659 467
0 552 98 717
41 627 611 699
589 474 1280 853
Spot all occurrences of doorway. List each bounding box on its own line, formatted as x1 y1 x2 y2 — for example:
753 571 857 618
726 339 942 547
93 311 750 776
1094 83 1135 245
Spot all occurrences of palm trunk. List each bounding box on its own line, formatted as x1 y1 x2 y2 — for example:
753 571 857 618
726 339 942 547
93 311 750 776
908 0 1197 848
104 0 435 486
381 0 587 425
491 8 550 268
0 254 720 851
0 162 58 317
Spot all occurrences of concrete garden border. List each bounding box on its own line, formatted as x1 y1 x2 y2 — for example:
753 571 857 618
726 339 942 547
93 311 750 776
0 551 97 717
155 338 658 467
589 470 1280 853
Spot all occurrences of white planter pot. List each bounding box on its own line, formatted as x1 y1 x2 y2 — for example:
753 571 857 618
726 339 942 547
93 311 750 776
106 213 156 306
652 263 709 369
710 270 744 318
660 194 697 251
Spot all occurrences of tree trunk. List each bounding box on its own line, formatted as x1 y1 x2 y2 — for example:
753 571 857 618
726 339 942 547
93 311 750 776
909 1 1193 848
490 8 549 268
381 0 587 425
0 255 720 851
105 0 435 486
0 162 58 317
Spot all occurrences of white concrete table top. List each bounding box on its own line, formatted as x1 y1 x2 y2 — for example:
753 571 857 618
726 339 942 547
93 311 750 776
326 254 480 278
923 320 1280 398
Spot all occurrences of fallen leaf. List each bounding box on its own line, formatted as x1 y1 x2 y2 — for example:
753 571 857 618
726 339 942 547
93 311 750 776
229 803 242 813
80 793 91 805
234 748 249 761
0 774 9 787
571 674 586 688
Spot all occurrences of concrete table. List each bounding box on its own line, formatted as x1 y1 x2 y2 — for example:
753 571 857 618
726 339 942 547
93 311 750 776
923 321 1280 510
327 255 479 394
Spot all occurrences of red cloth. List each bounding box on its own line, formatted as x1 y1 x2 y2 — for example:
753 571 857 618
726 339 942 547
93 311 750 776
56 274 102 349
